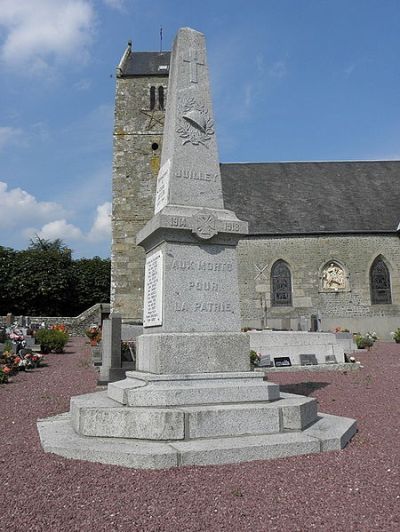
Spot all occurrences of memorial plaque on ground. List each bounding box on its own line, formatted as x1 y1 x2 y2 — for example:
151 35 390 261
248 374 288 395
258 355 274 367
274 357 292 367
325 354 337 364
300 354 318 366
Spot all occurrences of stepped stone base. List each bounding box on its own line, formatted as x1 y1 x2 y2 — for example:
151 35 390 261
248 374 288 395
38 411 356 469
37 370 357 469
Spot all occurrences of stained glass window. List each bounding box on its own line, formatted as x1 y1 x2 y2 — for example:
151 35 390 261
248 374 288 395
370 257 392 305
271 260 292 306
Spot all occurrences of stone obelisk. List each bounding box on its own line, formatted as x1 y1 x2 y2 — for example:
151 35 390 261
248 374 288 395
135 27 250 375
38 28 356 469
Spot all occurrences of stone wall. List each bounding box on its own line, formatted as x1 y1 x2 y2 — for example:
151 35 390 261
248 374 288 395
238 234 400 338
111 75 167 321
1 303 110 336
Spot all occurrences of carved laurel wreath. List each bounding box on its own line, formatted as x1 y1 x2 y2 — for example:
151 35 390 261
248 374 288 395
176 97 215 147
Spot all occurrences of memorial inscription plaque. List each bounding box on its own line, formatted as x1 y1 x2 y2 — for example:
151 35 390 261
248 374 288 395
143 250 163 327
154 159 171 214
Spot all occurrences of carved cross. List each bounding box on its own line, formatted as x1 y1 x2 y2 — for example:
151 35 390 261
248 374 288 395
183 51 204 83
254 263 268 281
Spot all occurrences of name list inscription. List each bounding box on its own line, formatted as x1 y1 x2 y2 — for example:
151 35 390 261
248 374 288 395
154 159 170 214
143 251 163 327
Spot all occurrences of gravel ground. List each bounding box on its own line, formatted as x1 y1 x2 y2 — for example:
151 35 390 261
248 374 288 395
1 337 399 532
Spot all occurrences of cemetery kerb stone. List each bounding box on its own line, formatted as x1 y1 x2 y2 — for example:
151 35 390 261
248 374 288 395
37 28 357 468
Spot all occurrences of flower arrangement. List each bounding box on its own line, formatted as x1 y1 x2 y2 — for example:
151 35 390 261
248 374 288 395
354 331 378 350
51 324 68 333
85 326 102 345
250 350 261 366
390 329 400 343
335 327 350 333
0 366 9 383
0 347 44 384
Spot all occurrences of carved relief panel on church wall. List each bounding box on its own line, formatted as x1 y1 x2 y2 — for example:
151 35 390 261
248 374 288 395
320 261 348 292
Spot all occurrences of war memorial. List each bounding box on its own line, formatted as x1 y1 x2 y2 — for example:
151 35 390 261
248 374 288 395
38 28 356 469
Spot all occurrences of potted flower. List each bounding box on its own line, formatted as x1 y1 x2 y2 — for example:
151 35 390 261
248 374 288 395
391 329 400 344
86 326 102 346
354 332 378 350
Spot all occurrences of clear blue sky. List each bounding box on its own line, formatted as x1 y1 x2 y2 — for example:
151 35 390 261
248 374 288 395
1 0 399 258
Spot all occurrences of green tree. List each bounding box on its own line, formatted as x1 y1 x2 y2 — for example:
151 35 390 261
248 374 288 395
0 239 110 316
0 246 17 315
29 235 70 253
69 257 111 315
12 246 73 315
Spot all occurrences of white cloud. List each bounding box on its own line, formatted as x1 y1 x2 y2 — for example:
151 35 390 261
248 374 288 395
36 219 84 241
102 0 126 11
29 203 111 245
87 202 112 241
0 126 23 150
28 202 111 243
0 180 110 256
0 0 95 72
0 181 64 228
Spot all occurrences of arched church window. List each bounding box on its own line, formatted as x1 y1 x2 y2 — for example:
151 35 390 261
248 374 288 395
271 260 292 306
370 257 392 304
158 86 165 110
150 86 156 110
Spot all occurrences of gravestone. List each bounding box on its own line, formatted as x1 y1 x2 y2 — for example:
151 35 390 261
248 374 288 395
99 314 135 383
37 27 356 468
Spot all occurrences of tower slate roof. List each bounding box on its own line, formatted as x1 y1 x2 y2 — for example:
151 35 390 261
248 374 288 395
119 51 171 77
220 161 400 235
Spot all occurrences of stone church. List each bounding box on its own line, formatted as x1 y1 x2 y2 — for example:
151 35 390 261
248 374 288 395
111 44 400 339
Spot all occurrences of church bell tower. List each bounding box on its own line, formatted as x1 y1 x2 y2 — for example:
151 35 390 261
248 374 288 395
111 42 170 321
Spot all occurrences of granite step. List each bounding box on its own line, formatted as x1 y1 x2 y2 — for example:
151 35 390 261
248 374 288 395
37 412 356 469
108 372 280 406
71 391 318 440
